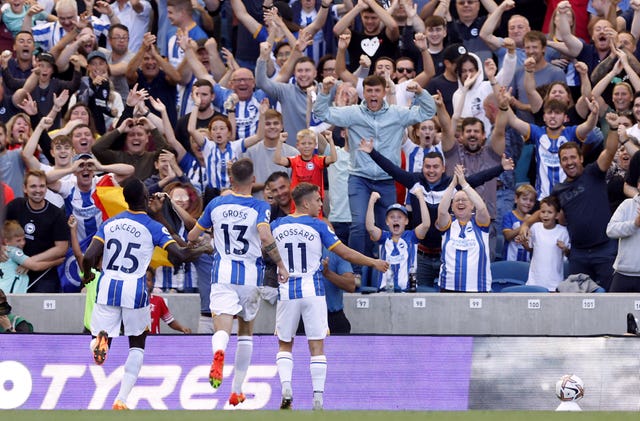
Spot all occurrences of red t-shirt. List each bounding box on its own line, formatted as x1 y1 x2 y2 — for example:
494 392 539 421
2 182 14 205
288 154 327 216
149 295 174 334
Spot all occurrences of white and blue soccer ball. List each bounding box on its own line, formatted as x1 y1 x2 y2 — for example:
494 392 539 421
555 374 584 401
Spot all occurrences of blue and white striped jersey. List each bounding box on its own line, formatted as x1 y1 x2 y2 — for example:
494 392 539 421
212 85 270 139
439 216 491 292
271 215 341 300
58 177 102 242
33 17 109 52
95 211 175 309
527 124 580 200
375 230 418 291
202 138 246 190
196 193 271 286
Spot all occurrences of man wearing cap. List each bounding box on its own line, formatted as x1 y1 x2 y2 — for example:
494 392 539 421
46 153 134 241
78 50 115 135
366 188 431 292
6 170 69 293
7 51 81 125
426 43 467 116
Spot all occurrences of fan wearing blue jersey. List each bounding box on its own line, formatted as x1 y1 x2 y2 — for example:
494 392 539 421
46 153 134 242
82 178 211 410
498 88 600 199
501 184 536 262
188 93 265 194
436 165 492 292
366 187 430 292
271 182 389 410
187 158 289 407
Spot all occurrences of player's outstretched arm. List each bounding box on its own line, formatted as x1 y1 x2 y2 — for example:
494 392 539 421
331 243 389 273
166 242 213 267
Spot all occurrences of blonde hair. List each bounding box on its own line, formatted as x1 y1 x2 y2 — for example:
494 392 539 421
296 129 316 143
3 220 24 241
515 184 536 198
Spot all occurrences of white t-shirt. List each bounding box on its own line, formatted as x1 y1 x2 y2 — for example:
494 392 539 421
527 223 570 291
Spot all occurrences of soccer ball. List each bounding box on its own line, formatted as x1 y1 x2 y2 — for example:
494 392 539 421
555 374 584 401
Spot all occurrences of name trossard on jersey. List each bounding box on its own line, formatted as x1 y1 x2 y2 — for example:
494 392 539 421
271 215 340 300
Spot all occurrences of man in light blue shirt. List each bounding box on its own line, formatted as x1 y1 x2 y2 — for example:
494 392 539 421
313 74 435 280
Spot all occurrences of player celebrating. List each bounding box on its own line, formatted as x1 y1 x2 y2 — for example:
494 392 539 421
187 158 289 407
82 178 210 410
270 183 389 410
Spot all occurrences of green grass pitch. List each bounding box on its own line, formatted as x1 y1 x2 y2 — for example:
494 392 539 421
3 411 640 421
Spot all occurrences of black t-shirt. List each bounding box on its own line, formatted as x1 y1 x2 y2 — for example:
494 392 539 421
426 74 458 116
446 16 493 63
174 112 221 152
551 162 611 249
6 198 69 293
430 50 445 77
347 30 399 72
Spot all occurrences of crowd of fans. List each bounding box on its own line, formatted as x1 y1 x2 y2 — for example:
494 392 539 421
2 0 640 321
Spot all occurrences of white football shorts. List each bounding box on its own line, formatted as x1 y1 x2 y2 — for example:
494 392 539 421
209 283 261 321
276 296 328 342
91 303 150 337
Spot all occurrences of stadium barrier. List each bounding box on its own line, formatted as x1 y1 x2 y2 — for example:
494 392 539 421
6 292 640 335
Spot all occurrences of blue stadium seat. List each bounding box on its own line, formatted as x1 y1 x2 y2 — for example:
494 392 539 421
500 285 549 293
490 261 530 292
416 285 440 293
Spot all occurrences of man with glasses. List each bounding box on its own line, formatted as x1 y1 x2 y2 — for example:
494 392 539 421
104 24 135 102
437 0 497 63
212 68 270 139
102 0 151 52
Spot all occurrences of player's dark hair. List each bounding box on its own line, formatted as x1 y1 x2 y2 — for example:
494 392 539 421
294 56 315 69
230 158 254 185
193 78 213 91
363 74 386 89
543 99 568 114
461 117 485 133
423 151 444 163
558 141 583 158
108 23 129 37
24 169 46 186
265 171 289 186
540 195 560 212
122 178 147 210
291 182 319 207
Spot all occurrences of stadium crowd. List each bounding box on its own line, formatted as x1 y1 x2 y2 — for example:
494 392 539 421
3 0 640 311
